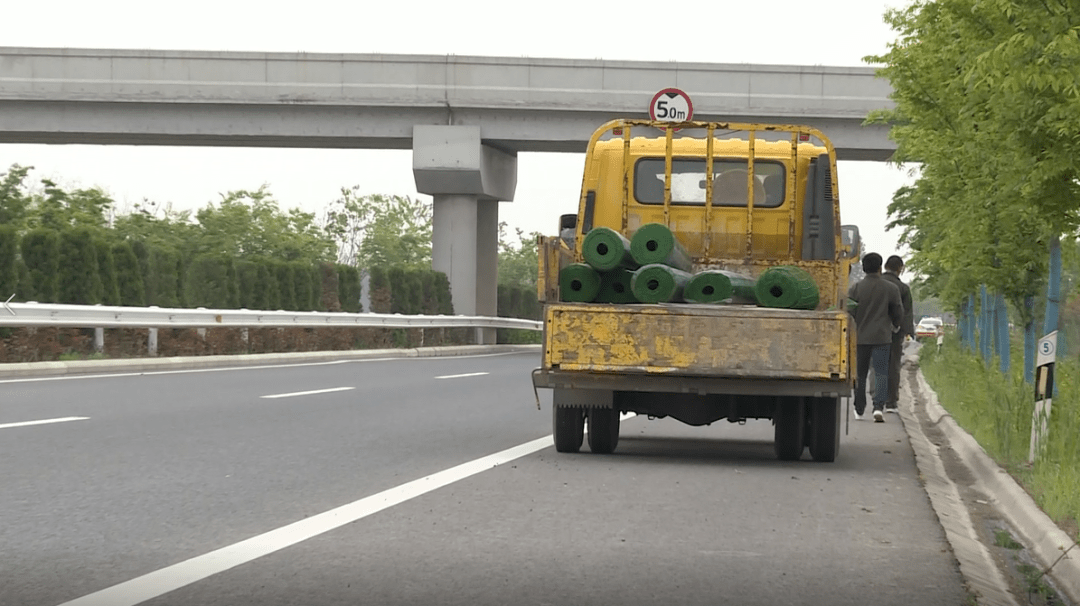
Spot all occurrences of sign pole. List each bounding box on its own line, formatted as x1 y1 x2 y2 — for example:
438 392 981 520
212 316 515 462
1029 330 1057 464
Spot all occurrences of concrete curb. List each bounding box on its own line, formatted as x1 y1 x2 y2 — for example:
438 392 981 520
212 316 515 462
898 357 1019 606
909 352 1080 604
0 344 542 379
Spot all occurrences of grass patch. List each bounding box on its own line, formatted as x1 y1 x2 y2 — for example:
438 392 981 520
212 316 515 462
993 528 1024 550
921 334 1080 541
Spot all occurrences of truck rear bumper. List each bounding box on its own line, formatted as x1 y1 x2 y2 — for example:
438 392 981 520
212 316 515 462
532 368 851 398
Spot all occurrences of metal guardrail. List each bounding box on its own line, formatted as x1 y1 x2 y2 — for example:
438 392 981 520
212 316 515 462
0 301 543 331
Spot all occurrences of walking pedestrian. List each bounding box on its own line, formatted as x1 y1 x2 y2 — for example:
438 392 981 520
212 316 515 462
883 255 915 413
848 252 903 423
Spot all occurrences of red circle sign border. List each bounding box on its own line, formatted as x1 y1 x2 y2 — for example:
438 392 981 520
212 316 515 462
649 88 694 122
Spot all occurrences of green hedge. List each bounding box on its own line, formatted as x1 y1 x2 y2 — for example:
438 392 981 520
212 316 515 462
21 228 60 302
58 228 102 305
0 225 16 300
113 241 145 306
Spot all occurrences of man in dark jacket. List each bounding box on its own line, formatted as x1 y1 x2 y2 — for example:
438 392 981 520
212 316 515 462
848 252 904 422
883 255 915 413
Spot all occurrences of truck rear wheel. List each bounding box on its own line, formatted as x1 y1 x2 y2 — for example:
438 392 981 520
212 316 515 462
553 405 585 453
774 397 806 461
808 396 842 462
587 407 620 454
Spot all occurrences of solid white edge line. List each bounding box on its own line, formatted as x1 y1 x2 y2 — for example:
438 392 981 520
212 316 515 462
434 372 489 380
55 434 555 606
0 416 90 429
259 387 355 399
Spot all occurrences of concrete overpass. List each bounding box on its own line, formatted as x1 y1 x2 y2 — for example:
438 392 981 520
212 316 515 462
0 47 895 342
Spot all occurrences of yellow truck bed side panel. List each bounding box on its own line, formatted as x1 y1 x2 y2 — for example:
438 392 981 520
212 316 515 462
544 303 850 380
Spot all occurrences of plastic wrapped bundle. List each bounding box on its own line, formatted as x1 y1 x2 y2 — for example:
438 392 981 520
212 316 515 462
630 223 693 272
631 264 692 304
684 270 758 305
582 227 638 271
754 266 820 310
559 263 602 302
595 268 638 304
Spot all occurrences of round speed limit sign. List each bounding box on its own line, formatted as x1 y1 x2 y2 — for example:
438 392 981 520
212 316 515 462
650 88 694 123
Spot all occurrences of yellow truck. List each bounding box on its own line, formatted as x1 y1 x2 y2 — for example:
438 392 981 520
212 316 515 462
532 119 860 462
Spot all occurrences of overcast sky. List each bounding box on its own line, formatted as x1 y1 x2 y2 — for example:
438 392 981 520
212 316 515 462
2 0 914 258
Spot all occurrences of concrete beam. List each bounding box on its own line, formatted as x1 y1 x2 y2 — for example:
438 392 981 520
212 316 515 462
413 125 517 201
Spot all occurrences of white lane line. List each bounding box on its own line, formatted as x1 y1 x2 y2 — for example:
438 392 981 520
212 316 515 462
434 372 489 380
259 387 355 399
0 416 89 430
0 351 533 384
56 434 554 606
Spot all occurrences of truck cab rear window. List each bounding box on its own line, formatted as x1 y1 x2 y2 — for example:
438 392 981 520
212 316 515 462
633 158 786 207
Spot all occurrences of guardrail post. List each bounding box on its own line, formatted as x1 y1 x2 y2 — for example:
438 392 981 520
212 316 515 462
148 328 158 355
94 327 104 354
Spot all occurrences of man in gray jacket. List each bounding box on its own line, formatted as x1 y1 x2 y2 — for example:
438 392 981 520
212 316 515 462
848 252 904 422
883 255 915 413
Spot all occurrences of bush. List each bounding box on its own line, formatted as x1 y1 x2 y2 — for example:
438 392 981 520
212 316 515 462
185 254 238 309
20 228 60 302
0 225 17 300
113 241 145 306
94 237 121 306
337 265 361 313
58 228 102 305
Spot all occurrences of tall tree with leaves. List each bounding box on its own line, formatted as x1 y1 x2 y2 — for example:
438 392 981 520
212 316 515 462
868 0 1080 316
322 189 432 268
195 186 335 262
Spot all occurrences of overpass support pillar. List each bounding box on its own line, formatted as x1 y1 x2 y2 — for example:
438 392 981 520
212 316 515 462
413 125 517 345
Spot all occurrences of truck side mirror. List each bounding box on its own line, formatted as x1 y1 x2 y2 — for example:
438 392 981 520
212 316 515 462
840 225 861 260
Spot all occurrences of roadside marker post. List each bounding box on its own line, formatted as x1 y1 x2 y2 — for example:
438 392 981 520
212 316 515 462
1029 331 1056 464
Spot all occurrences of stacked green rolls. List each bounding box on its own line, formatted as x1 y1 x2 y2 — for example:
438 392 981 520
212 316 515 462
595 268 637 304
559 263 602 303
631 264 692 304
559 224 821 311
684 270 758 305
582 227 639 272
630 223 693 272
754 265 820 310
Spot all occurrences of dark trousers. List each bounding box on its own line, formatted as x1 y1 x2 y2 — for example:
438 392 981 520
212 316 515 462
887 333 904 406
855 343 891 414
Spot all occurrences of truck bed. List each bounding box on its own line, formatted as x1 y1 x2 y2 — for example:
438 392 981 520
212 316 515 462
537 302 853 397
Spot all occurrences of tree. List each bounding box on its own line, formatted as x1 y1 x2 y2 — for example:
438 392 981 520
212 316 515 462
20 229 60 302
0 225 17 300
497 223 540 289
0 164 33 231
31 180 113 231
322 190 432 268
112 240 145 306
867 0 1080 317
58 228 103 305
94 236 121 306
195 186 335 262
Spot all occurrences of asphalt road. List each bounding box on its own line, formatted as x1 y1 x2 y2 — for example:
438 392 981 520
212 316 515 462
1 351 972 606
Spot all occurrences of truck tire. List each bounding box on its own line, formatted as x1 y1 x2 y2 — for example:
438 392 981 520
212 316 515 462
553 405 585 453
808 396 842 462
587 407 620 454
774 397 806 461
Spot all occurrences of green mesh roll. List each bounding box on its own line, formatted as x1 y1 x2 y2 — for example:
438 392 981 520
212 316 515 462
631 263 692 304
630 223 693 272
595 268 638 304
684 270 758 304
582 227 638 272
754 266 820 310
559 263 602 302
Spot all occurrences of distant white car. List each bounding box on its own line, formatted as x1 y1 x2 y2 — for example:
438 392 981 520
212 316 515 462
915 317 944 341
